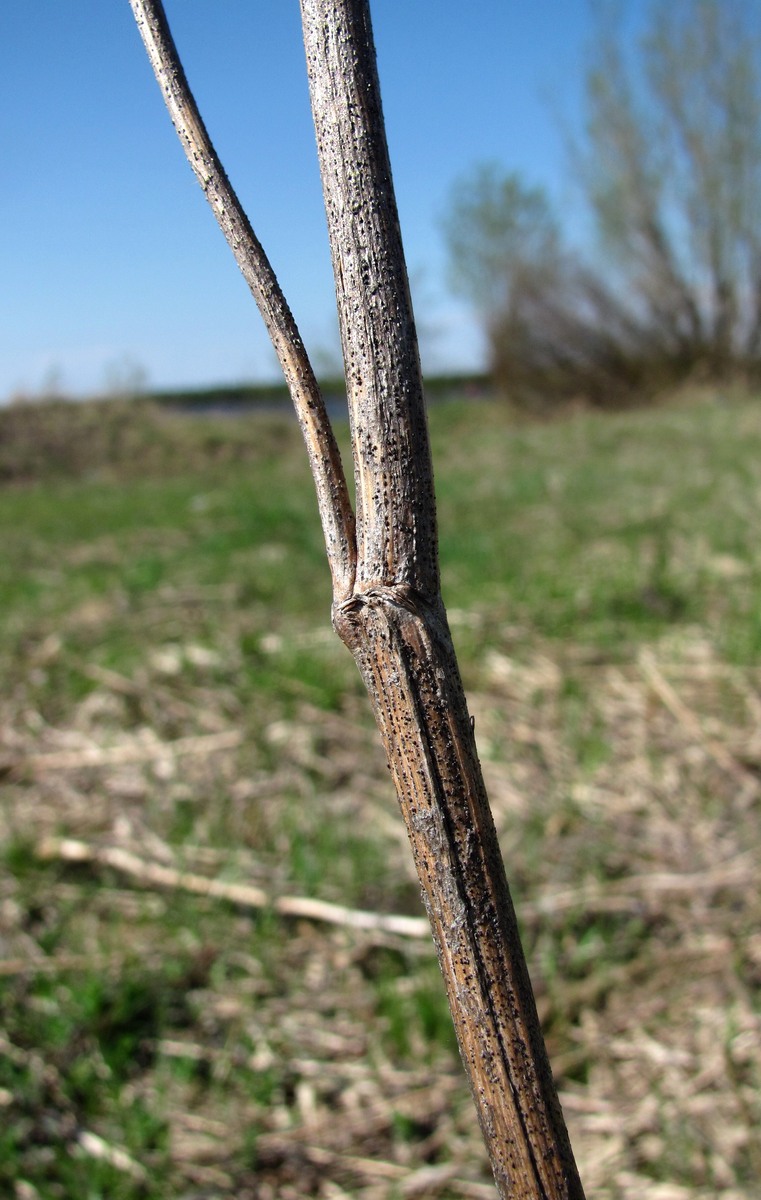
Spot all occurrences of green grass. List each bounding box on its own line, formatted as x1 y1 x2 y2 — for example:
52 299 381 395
431 398 761 657
0 968 174 1197
1 389 760 1196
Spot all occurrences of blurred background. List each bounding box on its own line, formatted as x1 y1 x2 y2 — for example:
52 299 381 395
1 3 760 1198
2 0 593 403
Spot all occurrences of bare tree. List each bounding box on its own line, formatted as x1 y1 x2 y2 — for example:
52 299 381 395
583 0 761 374
445 0 761 408
443 166 665 409
129 2 586 1196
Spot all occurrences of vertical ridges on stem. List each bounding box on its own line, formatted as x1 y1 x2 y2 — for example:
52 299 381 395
129 2 587 1195
300 0 438 597
333 585 585 1199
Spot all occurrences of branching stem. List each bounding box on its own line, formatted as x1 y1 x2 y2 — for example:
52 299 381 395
129 2 586 1195
129 0 356 602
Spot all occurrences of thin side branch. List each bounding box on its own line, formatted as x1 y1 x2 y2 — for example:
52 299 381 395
129 0 356 602
35 837 430 939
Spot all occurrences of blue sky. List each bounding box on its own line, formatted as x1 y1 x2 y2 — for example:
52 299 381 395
1 2 595 401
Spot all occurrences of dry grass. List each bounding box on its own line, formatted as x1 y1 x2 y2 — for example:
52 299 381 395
2 629 759 1197
1 394 760 1197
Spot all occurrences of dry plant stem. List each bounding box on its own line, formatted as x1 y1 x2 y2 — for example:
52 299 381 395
301 1 436 595
333 589 583 1199
130 0 584 1194
300 2 584 1195
35 837 430 939
128 0 355 603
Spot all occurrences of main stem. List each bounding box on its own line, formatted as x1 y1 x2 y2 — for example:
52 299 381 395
301 2 585 1196
130 0 586 1191
335 588 584 1198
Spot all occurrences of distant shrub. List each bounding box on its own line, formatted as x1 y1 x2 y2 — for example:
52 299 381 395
0 397 300 485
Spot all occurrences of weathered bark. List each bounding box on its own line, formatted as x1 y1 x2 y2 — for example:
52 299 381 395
130 1 586 1195
334 586 584 1198
300 9 584 1192
128 0 355 604
300 2 437 599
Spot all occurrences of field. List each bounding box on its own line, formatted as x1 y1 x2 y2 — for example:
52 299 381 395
1 391 760 1199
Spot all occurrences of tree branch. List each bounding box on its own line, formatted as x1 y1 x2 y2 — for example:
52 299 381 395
35 837 431 939
300 1 437 597
129 3 586 1194
129 0 356 603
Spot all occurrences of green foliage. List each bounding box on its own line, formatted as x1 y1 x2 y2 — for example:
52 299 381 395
0 970 175 1197
375 960 458 1062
